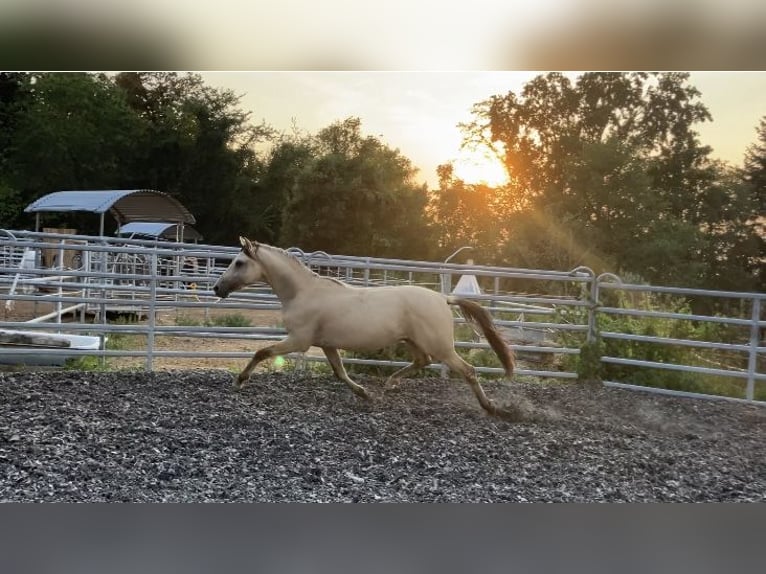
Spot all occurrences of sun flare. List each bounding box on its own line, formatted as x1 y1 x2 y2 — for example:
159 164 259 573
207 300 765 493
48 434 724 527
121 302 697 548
452 149 508 187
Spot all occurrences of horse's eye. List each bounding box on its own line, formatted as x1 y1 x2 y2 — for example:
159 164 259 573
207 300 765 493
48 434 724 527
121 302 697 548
234 260 243 268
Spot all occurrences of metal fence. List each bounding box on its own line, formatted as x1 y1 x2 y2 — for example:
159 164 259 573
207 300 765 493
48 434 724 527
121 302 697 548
1 230 764 403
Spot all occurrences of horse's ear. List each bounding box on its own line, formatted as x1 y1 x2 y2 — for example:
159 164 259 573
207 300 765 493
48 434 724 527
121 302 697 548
239 236 259 259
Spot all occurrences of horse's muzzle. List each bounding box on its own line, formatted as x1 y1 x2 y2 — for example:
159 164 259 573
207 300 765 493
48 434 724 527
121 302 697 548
213 284 227 298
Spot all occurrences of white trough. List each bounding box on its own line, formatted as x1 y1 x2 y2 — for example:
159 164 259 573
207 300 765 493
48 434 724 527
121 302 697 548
0 329 101 366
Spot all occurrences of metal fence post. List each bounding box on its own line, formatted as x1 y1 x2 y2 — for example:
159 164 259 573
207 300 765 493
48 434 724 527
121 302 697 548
98 242 108 368
746 297 761 401
439 269 452 379
569 266 597 346
587 275 599 346
590 273 622 345
581 271 618 384
146 251 157 371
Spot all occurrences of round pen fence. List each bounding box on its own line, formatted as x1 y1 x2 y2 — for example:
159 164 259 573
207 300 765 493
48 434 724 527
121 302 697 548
1 229 763 404
595 279 766 402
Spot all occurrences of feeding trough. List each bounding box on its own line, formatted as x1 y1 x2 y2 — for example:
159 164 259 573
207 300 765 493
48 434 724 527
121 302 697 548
0 328 101 366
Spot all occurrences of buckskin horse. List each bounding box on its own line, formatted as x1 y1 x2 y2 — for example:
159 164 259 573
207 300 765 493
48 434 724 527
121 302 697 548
213 238 515 416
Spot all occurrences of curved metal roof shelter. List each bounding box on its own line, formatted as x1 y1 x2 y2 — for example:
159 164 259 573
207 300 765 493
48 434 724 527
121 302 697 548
25 189 196 235
116 222 203 242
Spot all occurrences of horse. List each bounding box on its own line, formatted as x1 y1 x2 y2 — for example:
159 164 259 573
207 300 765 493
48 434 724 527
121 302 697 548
212 237 515 416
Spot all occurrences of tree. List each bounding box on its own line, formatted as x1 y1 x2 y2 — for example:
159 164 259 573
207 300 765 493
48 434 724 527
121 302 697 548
113 72 275 244
0 72 144 231
428 163 507 262
743 117 766 227
255 135 315 244
0 73 26 228
280 117 432 258
737 117 766 291
459 72 729 286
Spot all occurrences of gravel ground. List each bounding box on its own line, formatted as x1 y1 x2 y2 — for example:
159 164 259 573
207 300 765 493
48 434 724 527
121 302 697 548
0 369 764 502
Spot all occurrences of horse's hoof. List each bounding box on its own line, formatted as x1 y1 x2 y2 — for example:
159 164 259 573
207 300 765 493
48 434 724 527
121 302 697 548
353 386 372 401
481 401 516 420
494 403 536 422
384 380 401 393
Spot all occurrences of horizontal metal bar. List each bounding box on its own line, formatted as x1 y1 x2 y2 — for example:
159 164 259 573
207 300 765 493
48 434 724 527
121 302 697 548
454 341 580 354
601 356 766 380
454 318 587 333
0 323 579 350
598 281 766 300
0 326 289 341
0 346 578 380
300 355 578 379
454 292 589 306
600 331 752 352
475 366 579 379
4 231 589 279
598 306 759 327
603 381 766 405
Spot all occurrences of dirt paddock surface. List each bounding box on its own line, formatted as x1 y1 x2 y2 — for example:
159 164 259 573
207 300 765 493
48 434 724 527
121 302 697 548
0 369 764 502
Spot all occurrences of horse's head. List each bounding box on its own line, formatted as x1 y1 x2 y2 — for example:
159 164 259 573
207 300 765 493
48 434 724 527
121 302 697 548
212 237 266 298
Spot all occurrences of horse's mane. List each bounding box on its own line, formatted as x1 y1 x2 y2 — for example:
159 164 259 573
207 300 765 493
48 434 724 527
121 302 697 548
261 244 346 287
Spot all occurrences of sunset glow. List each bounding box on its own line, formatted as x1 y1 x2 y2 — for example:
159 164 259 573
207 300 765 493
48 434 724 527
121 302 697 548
452 149 509 187
198 72 766 190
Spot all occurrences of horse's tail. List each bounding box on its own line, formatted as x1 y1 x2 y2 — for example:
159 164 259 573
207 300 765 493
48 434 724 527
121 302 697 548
448 296 515 378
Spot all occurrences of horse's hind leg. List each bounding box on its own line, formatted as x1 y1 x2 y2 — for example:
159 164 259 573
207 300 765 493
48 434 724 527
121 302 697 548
322 347 371 400
385 341 431 391
440 351 497 416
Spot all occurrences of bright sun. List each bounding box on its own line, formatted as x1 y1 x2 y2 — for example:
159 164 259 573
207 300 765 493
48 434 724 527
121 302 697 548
452 149 508 187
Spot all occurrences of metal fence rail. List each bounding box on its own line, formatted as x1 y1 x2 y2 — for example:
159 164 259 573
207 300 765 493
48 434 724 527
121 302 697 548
594 277 765 401
1 230 763 403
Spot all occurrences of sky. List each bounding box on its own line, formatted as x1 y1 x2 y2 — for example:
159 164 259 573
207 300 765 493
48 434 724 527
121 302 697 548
3 1 765 69
3 2 764 185
199 71 765 189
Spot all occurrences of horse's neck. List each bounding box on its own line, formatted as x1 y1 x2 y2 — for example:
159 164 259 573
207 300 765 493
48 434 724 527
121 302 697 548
259 246 315 302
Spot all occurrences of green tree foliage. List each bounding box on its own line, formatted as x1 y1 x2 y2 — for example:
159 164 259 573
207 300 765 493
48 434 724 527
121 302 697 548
736 119 766 292
428 163 508 262
453 72 761 290
279 117 432 258
0 74 432 256
113 72 275 244
743 118 766 208
0 74 25 227
0 72 143 230
255 136 315 244
0 72 275 243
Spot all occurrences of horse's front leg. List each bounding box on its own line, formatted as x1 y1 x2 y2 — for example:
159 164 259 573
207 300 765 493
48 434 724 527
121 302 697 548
235 335 309 389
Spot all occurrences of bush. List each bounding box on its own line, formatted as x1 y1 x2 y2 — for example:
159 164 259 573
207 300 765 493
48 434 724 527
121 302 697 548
64 356 104 371
577 339 604 383
175 313 252 328
208 314 252 328
175 314 202 327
